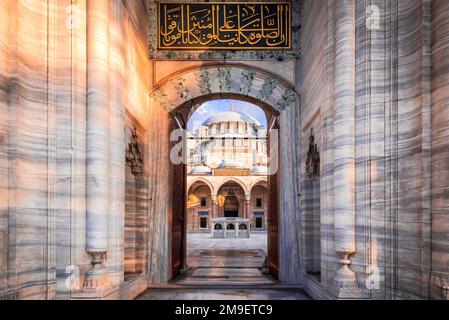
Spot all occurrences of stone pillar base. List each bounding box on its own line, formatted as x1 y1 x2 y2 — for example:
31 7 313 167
76 251 114 299
334 265 358 289
332 251 367 299
333 287 367 300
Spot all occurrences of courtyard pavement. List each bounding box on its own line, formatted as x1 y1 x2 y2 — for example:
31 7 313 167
187 232 268 269
138 232 311 300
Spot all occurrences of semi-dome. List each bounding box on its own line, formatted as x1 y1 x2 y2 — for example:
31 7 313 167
202 111 261 127
217 159 245 169
190 165 212 175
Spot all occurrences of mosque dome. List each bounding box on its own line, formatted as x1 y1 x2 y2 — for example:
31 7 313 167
202 111 261 127
217 159 245 169
190 165 212 175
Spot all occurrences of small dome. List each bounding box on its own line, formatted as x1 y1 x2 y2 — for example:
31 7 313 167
250 166 268 175
217 159 245 169
190 165 212 175
203 111 261 127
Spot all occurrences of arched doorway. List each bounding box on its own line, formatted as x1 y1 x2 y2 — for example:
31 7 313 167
217 181 247 218
187 181 214 232
180 98 274 283
149 64 299 284
169 95 282 281
224 196 239 218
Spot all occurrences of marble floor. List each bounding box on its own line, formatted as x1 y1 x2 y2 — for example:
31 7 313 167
187 232 268 268
180 232 272 285
187 232 268 254
138 232 311 300
137 288 311 300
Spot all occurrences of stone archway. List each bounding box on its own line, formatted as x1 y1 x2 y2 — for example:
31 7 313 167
148 63 301 284
151 64 297 115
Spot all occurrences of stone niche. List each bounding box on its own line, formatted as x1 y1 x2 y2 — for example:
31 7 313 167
124 117 149 282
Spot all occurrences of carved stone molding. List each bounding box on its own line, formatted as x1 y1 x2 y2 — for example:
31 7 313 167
258 78 278 101
276 89 298 111
305 129 320 178
126 129 144 176
151 89 172 112
240 70 256 96
196 69 212 95
152 65 297 114
171 77 191 101
218 67 232 92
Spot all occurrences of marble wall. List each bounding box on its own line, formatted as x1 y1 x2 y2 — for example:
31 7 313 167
300 0 449 300
0 0 150 300
431 0 449 301
0 0 448 300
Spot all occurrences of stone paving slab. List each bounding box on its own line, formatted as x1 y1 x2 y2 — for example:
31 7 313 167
138 288 311 300
192 268 263 278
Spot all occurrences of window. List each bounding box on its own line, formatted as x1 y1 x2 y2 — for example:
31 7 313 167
200 197 207 207
256 218 263 229
256 198 263 207
200 218 208 229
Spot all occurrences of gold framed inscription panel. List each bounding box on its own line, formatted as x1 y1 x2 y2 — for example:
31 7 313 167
158 2 292 50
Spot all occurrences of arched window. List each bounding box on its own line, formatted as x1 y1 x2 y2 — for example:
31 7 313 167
214 224 223 230
227 224 235 230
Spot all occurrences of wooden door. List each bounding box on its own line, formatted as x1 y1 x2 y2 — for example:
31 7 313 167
267 116 280 279
170 115 186 279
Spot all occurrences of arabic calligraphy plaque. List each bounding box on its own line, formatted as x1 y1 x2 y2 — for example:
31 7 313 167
158 2 291 50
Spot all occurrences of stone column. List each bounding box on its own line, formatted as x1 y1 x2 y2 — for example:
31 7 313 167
431 0 449 300
244 196 251 219
83 0 112 293
211 195 217 218
332 0 358 295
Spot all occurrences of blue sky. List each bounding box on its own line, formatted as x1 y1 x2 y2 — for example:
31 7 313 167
187 99 267 132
